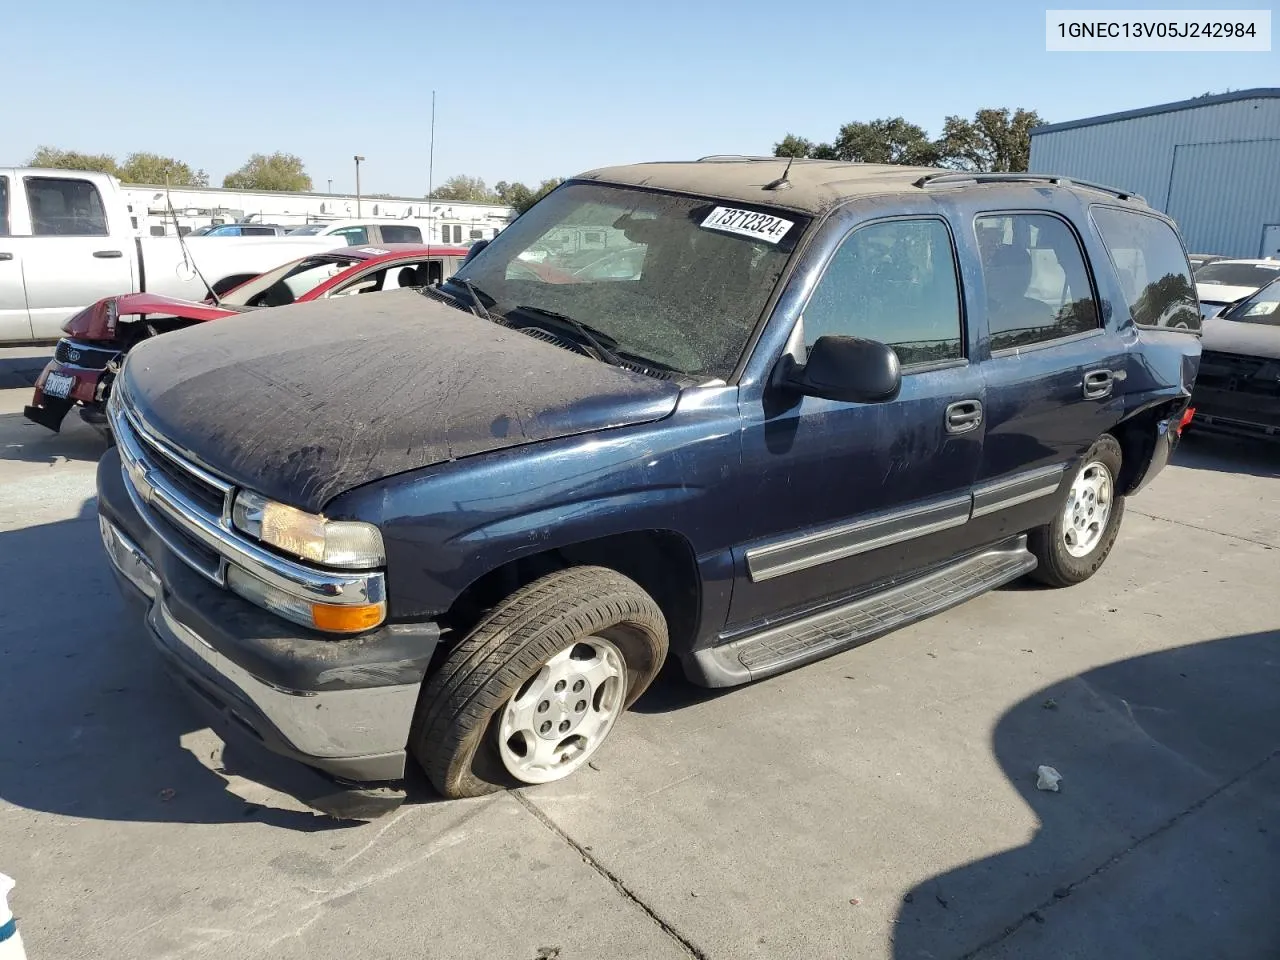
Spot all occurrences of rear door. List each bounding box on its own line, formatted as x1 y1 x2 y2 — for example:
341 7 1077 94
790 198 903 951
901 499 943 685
728 211 986 629
14 175 135 338
962 207 1124 543
0 171 33 342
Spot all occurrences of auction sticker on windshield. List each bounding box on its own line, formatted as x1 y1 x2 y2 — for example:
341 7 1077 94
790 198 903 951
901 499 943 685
701 207 795 244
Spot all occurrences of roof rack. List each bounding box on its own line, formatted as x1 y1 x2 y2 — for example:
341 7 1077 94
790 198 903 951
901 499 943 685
913 172 1143 203
696 155 785 162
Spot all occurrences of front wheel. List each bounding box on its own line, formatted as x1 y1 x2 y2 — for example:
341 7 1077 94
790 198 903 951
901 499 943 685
1028 435 1125 587
410 566 668 799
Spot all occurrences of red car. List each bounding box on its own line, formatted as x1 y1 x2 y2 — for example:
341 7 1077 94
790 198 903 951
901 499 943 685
25 243 470 434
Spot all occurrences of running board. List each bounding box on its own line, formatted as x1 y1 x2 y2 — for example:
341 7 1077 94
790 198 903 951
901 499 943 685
688 537 1037 687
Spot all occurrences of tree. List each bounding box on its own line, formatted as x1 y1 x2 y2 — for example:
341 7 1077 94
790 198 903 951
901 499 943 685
937 108 1045 173
430 175 497 203
27 146 119 175
117 152 209 187
830 118 940 165
774 134 816 158
490 178 564 214
222 152 311 191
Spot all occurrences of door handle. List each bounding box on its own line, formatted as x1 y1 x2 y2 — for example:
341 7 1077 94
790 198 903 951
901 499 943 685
945 399 983 434
93 250 123 259
0 252 13 261
1083 369 1115 399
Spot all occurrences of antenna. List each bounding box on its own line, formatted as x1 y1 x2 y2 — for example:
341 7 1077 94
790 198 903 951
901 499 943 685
427 90 436 245
763 155 796 191
164 176 220 305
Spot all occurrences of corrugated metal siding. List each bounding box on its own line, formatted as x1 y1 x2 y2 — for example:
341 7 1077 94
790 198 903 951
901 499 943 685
1029 96 1280 256
1166 140 1280 255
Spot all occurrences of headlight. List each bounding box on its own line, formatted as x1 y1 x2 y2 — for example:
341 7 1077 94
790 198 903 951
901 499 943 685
231 491 385 569
226 565 385 634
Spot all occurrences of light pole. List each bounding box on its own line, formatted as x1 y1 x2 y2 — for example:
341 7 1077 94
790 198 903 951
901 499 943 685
327 178 333 193
353 156 365 216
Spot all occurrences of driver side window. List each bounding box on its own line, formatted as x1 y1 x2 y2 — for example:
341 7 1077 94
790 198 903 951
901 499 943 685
802 218 964 367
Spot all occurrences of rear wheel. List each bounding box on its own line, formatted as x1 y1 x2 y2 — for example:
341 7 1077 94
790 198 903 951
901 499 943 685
410 566 668 799
1028 435 1125 587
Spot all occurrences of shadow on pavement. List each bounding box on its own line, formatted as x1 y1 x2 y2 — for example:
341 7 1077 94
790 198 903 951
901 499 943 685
0 411 107 465
0 350 53 391
1173 430 1280 479
0 498 356 832
892 630 1280 959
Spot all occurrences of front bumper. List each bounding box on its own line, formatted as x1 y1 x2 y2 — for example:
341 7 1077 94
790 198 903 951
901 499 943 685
1191 391 1280 441
97 448 441 819
24 357 108 432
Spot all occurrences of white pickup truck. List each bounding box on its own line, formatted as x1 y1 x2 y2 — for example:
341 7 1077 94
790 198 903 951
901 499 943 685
0 168 345 344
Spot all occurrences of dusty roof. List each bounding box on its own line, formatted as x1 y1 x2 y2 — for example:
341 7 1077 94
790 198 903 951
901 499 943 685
573 158 944 216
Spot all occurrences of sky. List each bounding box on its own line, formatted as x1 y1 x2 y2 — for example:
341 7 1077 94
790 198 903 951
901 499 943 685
3 0 1276 198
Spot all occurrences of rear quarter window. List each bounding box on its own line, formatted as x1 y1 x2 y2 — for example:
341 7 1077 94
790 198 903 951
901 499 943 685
1091 206 1200 332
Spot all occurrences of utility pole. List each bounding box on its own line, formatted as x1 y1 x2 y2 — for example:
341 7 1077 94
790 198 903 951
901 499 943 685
354 155 366 216
427 91 436 243
327 178 333 193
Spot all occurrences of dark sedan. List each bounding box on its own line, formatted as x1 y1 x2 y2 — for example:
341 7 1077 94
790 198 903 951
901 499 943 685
1191 276 1280 440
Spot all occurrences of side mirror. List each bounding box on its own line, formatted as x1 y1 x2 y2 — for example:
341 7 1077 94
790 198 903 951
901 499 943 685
460 239 489 266
782 335 902 404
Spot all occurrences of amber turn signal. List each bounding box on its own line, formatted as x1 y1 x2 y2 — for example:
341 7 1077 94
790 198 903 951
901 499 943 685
310 602 385 633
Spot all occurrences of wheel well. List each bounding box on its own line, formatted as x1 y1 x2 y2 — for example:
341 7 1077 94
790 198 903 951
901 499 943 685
439 530 701 658
1107 399 1183 495
211 273 255 296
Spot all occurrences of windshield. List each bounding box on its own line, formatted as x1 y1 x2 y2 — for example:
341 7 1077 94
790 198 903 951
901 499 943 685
1196 261 1280 287
287 224 326 235
1223 277 1280 326
221 254 359 306
448 181 808 378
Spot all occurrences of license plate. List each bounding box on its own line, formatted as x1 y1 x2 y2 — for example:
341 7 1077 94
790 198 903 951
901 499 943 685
43 372 75 399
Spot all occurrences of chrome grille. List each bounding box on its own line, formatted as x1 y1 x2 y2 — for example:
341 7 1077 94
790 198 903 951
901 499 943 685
55 338 120 370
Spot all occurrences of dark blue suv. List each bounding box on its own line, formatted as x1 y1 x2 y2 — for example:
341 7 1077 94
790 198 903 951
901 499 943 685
95 158 1202 818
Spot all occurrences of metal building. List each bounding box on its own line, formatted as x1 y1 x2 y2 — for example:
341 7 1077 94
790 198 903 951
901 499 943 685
1029 88 1280 258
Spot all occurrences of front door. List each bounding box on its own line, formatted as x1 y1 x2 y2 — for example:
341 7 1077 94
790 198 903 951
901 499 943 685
0 172 33 342
17 175 134 338
727 215 985 632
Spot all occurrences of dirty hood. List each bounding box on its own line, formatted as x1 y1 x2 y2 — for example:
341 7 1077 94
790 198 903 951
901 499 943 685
119 289 681 512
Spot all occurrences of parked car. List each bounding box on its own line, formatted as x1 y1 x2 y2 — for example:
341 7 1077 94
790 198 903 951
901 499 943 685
1194 258 1280 320
1189 276 1280 440
0 168 347 343
1189 253 1227 272
287 219 435 246
95 160 1200 819
24 243 469 433
196 223 297 237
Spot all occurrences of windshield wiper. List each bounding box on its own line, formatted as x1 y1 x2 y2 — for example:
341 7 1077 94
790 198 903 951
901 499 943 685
513 305 625 367
458 278 495 322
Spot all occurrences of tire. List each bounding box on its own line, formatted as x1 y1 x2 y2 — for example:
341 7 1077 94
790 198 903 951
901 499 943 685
410 566 668 799
1028 435 1125 588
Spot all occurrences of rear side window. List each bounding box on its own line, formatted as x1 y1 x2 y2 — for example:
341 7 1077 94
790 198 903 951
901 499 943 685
242 226 276 237
25 177 108 236
803 218 964 367
332 226 369 245
975 214 1098 351
0 176 8 235
380 224 422 243
1091 206 1200 332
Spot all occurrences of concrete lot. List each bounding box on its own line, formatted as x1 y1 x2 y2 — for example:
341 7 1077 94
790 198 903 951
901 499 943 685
1 345 1278 960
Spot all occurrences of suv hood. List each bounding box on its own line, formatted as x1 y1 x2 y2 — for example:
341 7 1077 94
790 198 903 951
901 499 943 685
120 289 682 512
